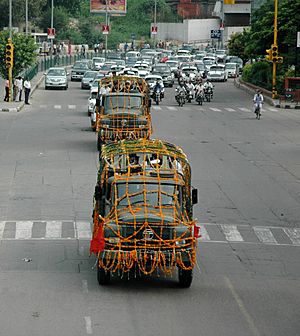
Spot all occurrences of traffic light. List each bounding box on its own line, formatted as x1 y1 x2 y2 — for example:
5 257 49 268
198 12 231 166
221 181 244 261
265 48 273 61
5 38 14 69
276 56 283 63
271 44 278 62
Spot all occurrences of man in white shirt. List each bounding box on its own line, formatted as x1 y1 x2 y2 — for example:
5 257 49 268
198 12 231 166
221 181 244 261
24 78 31 105
17 76 23 101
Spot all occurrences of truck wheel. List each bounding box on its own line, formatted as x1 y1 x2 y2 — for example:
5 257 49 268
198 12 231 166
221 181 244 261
97 264 110 285
178 267 193 288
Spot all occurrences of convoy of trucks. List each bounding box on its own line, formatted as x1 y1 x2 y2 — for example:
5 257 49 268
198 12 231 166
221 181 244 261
90 75 199 287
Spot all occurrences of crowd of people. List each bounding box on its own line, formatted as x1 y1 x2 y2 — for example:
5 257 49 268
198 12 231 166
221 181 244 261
3 76 31 105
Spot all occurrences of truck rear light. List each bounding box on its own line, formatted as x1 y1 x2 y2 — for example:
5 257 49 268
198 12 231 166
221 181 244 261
193 224 201 238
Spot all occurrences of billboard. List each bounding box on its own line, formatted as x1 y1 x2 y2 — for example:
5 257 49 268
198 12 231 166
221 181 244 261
90 0 127 15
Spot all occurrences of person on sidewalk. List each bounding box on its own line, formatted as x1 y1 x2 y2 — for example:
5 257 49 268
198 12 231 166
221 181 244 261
13 77 19 101
4 78 9 102
17 76 23 101
24 77 31 105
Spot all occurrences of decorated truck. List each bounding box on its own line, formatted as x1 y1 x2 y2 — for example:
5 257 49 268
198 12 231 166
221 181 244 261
90 139 199 287
95 76 152 151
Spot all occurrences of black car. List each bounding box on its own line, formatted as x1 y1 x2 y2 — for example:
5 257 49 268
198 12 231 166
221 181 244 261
151 63 174 87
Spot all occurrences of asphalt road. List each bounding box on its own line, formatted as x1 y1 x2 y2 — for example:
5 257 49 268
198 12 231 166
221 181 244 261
0 78 299 336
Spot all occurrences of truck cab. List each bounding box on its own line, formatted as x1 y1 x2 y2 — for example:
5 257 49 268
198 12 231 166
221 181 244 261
90 139 199 287
95 76 152 151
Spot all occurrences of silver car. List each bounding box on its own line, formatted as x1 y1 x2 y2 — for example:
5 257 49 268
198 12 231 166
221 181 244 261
45 67 68 90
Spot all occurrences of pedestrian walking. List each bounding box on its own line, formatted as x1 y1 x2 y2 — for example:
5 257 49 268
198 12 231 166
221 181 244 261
24 77 31 105
4 78 9 102
17 76 23 101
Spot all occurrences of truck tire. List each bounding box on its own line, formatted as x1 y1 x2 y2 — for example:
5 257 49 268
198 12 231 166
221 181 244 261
97 263 110 285
178 267 193 288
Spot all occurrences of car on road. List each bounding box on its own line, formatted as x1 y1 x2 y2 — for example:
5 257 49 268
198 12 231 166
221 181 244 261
225 62 239 78
92 57 105 70
151 63 174 87
207 64 228 82
71 61 90 81
45 67 68 90
81 71 98 89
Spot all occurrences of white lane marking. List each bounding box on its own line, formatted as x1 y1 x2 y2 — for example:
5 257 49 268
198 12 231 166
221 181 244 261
15 221 33 239
221 224 244 242
253 227 277 244
0 221 5 239
82 280 89 294
84 316 93 334
209 107 221 112
224 108 236 112
198 225 210 241
68 105 76 109
39 104 47 108
283 228 300 245
45 221 62 238
238 107 251 112
76 221 92 239
267 107 278 112
166 106 177 111
225 277 261 336
54 105 62 109
152 106 162 110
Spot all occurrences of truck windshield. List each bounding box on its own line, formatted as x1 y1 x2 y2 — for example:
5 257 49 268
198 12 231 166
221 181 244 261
104 95 143 115
116 182 182 210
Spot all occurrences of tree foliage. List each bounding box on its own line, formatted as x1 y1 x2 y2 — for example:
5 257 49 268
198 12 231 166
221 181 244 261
0 31 37 79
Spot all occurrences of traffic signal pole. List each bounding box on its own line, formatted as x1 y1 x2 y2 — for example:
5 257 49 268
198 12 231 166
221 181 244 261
6 38 14 102
272 0 278 99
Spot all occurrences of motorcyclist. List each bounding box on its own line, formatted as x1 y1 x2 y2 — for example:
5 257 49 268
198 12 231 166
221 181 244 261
195 80 205 98
153 80 163 100
203 79 214 90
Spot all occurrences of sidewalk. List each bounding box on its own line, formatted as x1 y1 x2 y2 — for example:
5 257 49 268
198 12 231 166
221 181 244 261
0 73 45 112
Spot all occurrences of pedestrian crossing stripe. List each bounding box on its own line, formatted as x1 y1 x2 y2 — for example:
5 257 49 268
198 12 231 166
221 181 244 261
37 104 279 113
0 221 299 246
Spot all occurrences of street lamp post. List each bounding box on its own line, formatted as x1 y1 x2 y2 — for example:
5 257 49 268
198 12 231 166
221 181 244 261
9 0 12 39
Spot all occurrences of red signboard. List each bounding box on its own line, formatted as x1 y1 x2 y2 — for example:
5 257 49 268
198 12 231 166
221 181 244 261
102 25 110 34
47 28 55 38
151 26 158 34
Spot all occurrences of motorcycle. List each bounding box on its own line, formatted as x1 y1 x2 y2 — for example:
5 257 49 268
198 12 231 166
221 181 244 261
195 91 204 105
185 86 194 103
204 87 213 102
175 88 186 107
153 87 161 105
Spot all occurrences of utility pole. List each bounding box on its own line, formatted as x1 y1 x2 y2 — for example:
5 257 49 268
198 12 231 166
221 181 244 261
50 0 54 56
9 0 12 39
105 0 108 60
25 0 29 36
154 0 157 48
8 0 13 102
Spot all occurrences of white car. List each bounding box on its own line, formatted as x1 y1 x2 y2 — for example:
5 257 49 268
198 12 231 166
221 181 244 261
207 64 228 82
119 67 139 77
180 66 199 83
133 64 150 78
145 74 165 95
88 87 98 116
92 57 105 70
225 63 239 78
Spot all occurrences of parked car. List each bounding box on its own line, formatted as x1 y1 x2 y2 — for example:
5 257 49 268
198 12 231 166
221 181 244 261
81 71 98 89
45 67 68 90
207 64 228 82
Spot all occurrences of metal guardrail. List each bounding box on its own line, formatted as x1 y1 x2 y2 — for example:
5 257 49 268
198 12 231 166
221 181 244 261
21 52 96 80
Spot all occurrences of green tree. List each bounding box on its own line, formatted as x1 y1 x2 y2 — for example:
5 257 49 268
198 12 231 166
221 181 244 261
38 5 70 33
0 0 47 30
0 31 37 79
